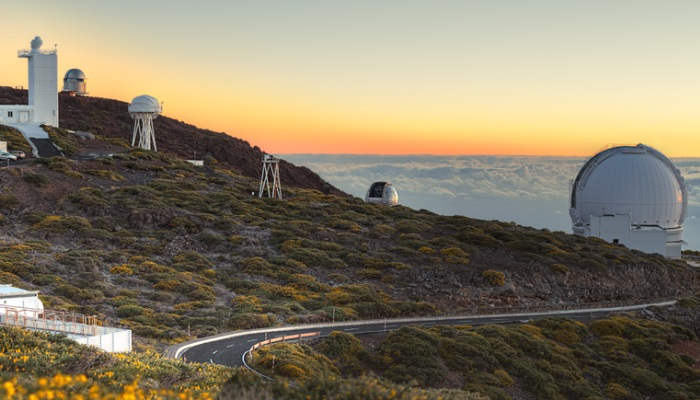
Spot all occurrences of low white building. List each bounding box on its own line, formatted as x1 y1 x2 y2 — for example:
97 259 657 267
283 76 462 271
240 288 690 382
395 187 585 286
0 284 44 313
0 284 131 353
570 144 686 259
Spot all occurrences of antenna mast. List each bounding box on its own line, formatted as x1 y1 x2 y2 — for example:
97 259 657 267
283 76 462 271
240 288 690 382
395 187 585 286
259 154 283 199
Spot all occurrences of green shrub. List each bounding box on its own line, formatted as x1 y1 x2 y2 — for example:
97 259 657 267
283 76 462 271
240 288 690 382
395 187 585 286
22 172 49 187
591 319 624 337
418 246 435 254
196 229 225 247
482 270 505 287
172 251 212 271
32 215 91 233
0 194 19 210
550 263 569 273
376 326 445 386
317 331 368 376
116 304 147 318
229 313 275 329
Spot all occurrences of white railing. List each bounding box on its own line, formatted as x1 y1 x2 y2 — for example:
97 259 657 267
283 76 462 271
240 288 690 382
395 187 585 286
0 305 101 336
17 49 56 57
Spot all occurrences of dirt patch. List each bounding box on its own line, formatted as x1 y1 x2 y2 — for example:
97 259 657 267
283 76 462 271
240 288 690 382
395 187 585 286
671 340 700 368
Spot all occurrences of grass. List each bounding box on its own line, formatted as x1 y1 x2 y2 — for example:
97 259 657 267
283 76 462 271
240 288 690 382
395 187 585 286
0 124 32 154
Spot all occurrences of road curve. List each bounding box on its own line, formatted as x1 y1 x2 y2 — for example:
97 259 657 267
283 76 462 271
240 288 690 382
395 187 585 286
166 300 675 367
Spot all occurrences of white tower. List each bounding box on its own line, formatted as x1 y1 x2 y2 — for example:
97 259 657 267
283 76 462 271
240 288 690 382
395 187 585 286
128 95 161 151
17 36 58 127
259 154 283 199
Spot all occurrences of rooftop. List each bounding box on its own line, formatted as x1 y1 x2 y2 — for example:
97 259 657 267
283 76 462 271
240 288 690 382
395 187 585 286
0 284 38 297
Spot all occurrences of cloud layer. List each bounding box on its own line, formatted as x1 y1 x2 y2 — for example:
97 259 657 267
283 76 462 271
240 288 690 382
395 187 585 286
283 154 700 250
285 155 700 205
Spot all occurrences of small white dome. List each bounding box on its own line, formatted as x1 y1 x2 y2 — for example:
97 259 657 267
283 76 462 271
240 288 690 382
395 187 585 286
570 144 686 229
63 69 87 94
128 95 161 114
64 69 86 80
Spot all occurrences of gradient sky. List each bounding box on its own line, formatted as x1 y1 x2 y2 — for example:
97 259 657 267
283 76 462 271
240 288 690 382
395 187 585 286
1 1 699 156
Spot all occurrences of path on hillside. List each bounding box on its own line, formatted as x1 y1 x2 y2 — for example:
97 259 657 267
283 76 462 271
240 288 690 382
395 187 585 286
3 123 61 157
166 300 675 367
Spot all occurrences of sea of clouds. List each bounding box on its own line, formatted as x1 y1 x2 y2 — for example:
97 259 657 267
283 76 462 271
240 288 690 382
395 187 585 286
283 155 700 250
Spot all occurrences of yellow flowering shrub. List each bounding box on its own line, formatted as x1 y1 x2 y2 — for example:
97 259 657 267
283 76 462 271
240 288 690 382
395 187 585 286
109 264 134 275
0 327 229 397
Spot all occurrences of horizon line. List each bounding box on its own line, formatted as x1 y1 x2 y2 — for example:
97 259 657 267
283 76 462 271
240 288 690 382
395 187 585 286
279 152 700 159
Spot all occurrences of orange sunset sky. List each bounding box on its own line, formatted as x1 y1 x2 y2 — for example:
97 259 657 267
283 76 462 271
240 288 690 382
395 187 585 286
1 1 699 157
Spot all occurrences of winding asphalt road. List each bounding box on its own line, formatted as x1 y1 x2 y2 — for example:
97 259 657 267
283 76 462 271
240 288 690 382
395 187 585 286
167 300 675 367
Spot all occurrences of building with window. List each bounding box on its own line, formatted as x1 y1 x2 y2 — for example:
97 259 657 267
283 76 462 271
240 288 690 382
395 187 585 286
0 36 58 127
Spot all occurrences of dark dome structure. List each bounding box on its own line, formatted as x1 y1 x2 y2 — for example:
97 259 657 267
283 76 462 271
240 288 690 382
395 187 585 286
365 182 399 206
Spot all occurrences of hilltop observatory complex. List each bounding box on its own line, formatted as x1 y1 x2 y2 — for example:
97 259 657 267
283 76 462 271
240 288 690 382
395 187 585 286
570 144 686 259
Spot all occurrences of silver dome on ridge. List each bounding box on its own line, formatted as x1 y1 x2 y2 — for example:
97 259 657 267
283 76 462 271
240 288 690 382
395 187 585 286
62 68 87 95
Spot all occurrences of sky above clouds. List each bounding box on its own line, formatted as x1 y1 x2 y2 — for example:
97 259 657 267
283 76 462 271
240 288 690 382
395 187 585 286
1 1 700 156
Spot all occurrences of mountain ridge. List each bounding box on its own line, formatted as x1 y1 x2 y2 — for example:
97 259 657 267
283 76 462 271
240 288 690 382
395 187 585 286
0 86 344 196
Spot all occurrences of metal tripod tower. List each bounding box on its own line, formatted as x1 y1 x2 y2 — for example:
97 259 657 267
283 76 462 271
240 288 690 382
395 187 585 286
259 154 283 199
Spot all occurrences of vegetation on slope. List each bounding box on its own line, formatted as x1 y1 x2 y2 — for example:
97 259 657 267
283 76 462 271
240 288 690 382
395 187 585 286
0 326 229 398
0 136 695 349
249 315 700 400
0 325 487 400
0 125 32 154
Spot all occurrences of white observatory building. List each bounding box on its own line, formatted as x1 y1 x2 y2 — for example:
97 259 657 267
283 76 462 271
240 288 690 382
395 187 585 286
569 144 686 259
129 95 161 151
365 182 399 206
62 69 87 95
0 36 59 127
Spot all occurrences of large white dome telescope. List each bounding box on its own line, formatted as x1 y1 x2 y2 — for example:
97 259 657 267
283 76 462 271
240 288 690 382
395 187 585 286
128 95 162 151
570 144 686 259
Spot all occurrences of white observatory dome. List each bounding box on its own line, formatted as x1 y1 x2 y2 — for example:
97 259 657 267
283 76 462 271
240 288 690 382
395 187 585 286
570 144 686 229
64 69 85 80
128 95 161 114
365 182 399 206
63 69 87 95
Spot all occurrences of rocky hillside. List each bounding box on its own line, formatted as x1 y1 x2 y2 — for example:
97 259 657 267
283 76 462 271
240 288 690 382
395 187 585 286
0 86 343 195
0 127 695 351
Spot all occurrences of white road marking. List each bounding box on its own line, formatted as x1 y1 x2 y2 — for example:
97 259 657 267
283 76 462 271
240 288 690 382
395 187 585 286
344 327 359 331
226 344 235 348
209 359 213 364
212 350 218 355
247 338 259 342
